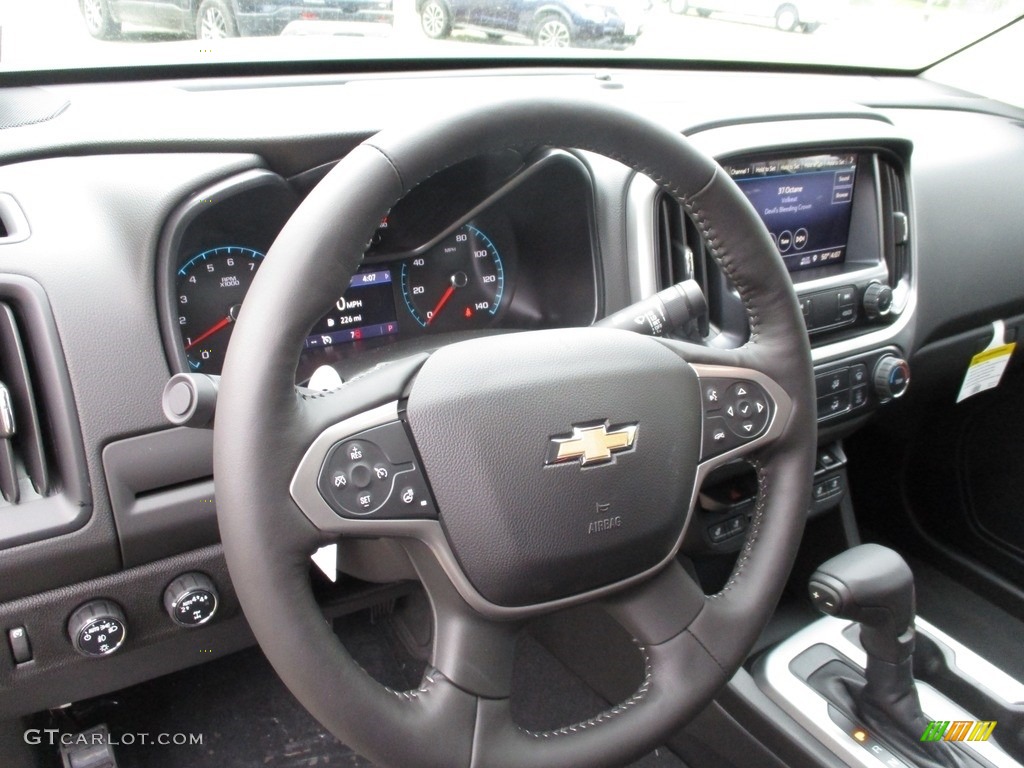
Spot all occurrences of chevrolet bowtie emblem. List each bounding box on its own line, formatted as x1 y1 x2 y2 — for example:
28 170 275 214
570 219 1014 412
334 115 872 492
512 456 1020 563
546 423 638 467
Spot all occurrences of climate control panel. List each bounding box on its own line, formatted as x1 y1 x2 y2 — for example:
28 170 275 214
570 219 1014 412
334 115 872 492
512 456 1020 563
814 348 909 423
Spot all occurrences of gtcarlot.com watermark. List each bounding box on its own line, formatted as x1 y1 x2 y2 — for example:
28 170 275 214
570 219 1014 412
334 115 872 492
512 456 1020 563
25 729 203 747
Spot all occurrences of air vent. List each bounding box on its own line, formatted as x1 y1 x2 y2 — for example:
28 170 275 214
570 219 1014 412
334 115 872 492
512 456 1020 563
0 277 91 551
879 160 910 288
0 193 31 244
0 304 50 502
655 193 710 337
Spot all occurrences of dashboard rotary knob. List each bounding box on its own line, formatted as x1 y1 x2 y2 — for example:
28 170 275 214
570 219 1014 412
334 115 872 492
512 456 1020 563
863 282 894 319
163 572 219 627
873 355 910 402
68 600 127 657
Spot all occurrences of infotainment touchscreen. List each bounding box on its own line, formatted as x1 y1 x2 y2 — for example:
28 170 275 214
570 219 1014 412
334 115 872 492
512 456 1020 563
724 154 858 273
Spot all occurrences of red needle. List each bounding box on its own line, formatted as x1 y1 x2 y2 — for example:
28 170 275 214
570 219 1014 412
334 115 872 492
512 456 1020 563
426 284 455 326
185 315 232 350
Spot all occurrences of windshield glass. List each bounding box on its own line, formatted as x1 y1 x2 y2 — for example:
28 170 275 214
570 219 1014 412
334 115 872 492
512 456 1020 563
4 0 1023 75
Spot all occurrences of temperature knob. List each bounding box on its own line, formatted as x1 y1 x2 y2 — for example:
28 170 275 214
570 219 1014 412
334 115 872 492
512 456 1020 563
68 600 127 657
163 572 219 628
873 355 910 402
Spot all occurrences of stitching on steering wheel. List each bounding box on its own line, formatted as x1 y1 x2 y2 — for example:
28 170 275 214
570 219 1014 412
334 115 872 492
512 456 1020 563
708 461 768 599
519 643 652 739
682 203 761 344
382 667 441 702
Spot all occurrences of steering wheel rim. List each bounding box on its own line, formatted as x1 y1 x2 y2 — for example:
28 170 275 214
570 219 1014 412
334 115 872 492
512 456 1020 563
214 97 816 768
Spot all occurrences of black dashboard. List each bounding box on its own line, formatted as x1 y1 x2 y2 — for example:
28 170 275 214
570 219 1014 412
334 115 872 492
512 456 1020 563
1 66 1024 727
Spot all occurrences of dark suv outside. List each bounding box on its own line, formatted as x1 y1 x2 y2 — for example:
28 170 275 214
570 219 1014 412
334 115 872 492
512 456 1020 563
416 0 645 48
79 0 393 40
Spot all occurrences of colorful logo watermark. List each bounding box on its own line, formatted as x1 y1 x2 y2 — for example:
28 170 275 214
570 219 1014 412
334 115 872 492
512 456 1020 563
920 721 997 743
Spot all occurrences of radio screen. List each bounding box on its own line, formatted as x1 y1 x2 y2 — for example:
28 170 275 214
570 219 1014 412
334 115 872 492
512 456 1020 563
726 154 858 273
305 268 399 349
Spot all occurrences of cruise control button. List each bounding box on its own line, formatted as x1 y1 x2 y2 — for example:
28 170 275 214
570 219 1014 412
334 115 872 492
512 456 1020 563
332 472 347 489
357 492 373 509
347 444 365 461
374 465 390 481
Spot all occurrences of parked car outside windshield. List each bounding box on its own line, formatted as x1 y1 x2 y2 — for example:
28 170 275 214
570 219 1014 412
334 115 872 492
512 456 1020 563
415 0 648 49
668 0 834 33
79 0 395 41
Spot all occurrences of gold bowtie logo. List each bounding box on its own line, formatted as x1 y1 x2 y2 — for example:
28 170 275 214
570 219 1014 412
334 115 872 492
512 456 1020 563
546 423 638 467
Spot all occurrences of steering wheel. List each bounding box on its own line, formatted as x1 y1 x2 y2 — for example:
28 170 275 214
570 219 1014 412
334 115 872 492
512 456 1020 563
214 98 816 768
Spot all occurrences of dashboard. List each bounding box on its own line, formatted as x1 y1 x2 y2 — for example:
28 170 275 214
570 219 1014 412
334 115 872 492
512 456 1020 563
1 65 1023 733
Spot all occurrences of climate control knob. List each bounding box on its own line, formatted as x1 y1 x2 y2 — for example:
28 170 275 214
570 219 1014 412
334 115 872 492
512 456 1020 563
68 600 127 657
863 283 894 319
873 355 910 402
163 572 219 627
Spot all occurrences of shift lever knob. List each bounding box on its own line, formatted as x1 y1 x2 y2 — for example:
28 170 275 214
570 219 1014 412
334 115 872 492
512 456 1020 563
808 543 916 664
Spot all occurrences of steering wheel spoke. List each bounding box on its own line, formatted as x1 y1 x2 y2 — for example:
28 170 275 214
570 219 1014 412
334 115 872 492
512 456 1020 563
403 539 523 699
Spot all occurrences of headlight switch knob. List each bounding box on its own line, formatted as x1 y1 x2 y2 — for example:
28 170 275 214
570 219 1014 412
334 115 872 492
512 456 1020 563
68 600 127 657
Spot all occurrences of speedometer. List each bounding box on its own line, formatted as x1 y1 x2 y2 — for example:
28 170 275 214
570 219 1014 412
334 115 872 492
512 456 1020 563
175 245 264 373
399 224 504 331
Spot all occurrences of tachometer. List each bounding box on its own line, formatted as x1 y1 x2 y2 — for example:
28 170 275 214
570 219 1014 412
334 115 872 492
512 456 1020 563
399 224 504 330
175 245 264 373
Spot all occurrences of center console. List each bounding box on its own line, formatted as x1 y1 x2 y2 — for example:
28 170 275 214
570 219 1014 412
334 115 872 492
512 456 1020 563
755 545 1024 768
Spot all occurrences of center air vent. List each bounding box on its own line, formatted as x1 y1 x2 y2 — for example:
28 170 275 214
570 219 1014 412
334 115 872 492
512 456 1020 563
879 159 911 288
0 277 91 552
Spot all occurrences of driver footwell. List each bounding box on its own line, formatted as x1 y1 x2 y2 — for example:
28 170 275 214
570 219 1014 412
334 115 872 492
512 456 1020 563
23 605 687 768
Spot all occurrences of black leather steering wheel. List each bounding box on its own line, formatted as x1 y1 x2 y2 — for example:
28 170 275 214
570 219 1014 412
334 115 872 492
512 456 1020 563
214 97 816 768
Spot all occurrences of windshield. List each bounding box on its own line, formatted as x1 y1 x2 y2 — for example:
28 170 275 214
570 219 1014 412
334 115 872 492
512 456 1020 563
4 0 1023 75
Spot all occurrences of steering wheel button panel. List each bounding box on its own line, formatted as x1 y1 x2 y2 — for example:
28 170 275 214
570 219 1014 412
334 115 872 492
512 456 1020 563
699 376 774 458
316 421 437 520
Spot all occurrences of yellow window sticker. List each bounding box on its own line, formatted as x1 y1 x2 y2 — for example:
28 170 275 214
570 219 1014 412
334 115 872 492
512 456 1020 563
956 319 1016 403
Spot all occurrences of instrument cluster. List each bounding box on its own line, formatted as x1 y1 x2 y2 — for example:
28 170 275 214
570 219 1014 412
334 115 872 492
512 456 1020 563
160 150 599 383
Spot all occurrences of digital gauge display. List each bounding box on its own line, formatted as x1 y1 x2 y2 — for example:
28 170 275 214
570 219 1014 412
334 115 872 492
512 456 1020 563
174 222 507 375
304 270 399 350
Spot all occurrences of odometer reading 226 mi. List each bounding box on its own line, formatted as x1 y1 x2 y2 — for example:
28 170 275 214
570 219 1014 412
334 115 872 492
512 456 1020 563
400 224 505 331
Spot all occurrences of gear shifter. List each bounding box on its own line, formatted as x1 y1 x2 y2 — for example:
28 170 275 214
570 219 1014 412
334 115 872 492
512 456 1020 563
809 544 975 768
